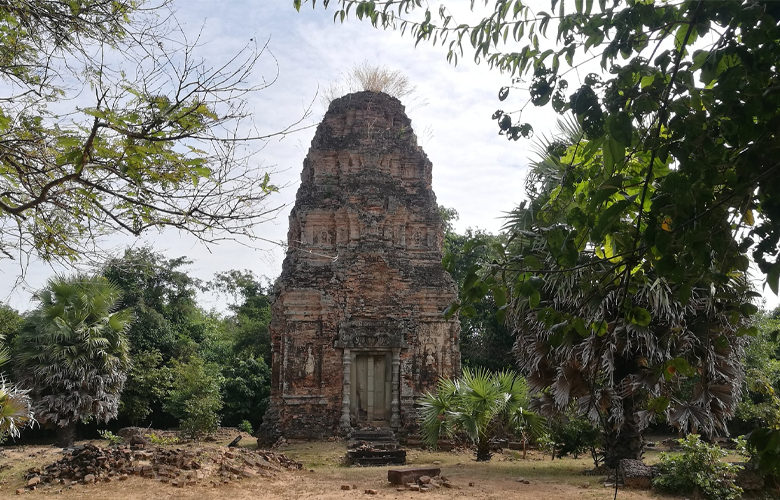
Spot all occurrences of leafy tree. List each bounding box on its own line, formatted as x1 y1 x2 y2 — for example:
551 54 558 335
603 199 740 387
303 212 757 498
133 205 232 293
439 207 514 371
164 356 223 438
548 413 601 462
209 270 273 364
732 310 780 435
118 349 172 425
0 304 23 345
219 357 271 429
0 1 310 265
206 270 273 428
418 368 545 461
102 247 204 425
14 275 132 446
442 227 515 372
495 122 748 466
102 247 202 357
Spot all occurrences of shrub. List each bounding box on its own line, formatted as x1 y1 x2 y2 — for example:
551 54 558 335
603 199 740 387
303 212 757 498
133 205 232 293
147 432 179 445
653 434 743 500
550 416 601 460
238 420 253 434
98 429 123 445
537 432 557 460
164 356 223 439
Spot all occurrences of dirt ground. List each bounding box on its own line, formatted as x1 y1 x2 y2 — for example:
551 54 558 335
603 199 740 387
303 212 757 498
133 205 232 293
0 439 685 499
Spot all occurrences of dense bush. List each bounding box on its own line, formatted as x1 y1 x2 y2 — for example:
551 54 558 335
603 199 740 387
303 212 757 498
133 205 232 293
653 434 743 500
164 357 223 438
549 415 601 461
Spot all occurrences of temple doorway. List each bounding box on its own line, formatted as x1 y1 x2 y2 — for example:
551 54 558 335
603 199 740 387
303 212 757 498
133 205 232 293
351 352 392 425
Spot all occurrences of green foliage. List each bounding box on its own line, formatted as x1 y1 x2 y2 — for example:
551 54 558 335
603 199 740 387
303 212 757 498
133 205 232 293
218 358 270 429
441 222 515 371
653 435 743 500
102 247 203 426
0 304 22 346
164 356 223 439
733 311 780 434
205 270 273 429
462 119 746 467
103 247 203 356
418 368 545 461
0 1 285 264
118 349 173 425
14 275 132 445
747 428 780 479
100 250 273 432
238 420 253 434
549 416 600 461
209 270 273 364
98 429 123 446
536 432 557 460
147 432 180 446
729 309 780 478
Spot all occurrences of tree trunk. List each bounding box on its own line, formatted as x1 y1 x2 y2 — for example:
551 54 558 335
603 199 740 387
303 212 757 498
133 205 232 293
56 421 77 448
601 396 643 469
600 356 645 469
475 436 493 461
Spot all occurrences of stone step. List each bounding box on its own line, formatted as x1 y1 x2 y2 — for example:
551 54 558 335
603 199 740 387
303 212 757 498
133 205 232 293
350 429 395 439
346 449 407 467
347 441 399 450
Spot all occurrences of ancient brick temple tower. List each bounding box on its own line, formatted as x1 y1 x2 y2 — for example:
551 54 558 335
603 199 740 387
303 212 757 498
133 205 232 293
260 91 461 441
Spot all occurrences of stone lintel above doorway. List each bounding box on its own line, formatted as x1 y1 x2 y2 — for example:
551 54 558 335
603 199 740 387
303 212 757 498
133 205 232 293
334 319 409 349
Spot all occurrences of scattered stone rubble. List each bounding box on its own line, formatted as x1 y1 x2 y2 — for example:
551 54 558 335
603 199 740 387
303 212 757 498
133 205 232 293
20 443 301 492
387 467 453 492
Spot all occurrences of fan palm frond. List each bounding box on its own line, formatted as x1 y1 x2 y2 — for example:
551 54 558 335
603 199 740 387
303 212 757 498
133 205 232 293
0 377 35 441
417 368 545 460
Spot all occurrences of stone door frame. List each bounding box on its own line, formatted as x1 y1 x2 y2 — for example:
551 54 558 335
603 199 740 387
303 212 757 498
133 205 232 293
339 347 401 434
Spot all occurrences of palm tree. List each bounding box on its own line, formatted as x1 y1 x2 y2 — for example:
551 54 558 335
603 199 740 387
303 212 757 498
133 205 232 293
0 334 34 442
15 275 133 447
418 368 546 461
497 119 750 468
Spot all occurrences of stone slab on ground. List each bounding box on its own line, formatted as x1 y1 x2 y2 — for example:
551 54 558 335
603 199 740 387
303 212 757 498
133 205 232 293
620 459 654 489
387 467 441 485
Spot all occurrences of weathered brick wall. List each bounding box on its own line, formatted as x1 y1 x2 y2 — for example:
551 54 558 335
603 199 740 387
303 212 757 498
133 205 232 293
259 91 460 442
